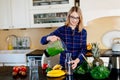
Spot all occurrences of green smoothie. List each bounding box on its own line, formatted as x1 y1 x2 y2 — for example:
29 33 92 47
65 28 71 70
46 40 65 56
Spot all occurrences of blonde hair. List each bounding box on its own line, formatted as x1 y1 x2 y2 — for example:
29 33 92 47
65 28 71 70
65 6 84 32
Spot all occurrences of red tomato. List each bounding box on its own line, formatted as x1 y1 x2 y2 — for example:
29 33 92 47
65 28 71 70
20 65 27 72
13 66 20 73
42 63 48 69
20 71 26 76
12 71 17 76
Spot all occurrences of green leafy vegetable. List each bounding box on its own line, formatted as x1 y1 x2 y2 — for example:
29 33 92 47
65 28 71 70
46 67 52 73
74 61 91 74
90 65 110 79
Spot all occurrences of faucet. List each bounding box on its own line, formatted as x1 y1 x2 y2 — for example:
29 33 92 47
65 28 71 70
6 35 18 49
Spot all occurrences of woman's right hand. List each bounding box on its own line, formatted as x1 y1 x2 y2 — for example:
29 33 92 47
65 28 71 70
47 35 60 42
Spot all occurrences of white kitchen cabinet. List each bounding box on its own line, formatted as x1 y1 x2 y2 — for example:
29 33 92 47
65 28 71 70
30 8 71 28
0 50 32 66
0 0 11 29
11 0 30 29
29 0 74 28
0 0 30 29
0 54 27 66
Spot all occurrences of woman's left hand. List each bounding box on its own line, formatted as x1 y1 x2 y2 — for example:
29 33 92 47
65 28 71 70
70 58 80 69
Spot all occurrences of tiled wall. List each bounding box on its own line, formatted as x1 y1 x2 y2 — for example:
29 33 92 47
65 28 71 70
0 28 57 50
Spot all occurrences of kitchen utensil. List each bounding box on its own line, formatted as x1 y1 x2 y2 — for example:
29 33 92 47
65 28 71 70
102 30 120 48
40 2 49 5
109 57 120 72
112 38 120 51
44 39 67 57
61 1 68 4
50 0 61 4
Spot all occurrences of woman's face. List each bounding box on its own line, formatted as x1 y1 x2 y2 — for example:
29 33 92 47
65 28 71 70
69 11 79 28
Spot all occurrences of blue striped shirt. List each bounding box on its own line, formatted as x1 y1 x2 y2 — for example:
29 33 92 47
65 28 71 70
41 25 87 67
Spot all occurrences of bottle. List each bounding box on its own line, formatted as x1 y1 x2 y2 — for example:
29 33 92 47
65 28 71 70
65 53 73 75
8 43 13 50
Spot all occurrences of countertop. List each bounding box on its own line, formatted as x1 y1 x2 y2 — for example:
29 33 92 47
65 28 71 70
86 49 120 57
0 50 33 54
0 66 46 80
26 49 44 56
0 66 119 80
100 49 120 57
26 49 120 57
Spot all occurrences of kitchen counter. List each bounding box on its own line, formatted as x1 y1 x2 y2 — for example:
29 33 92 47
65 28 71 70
0 66 46 80
86 49 120 57
100 49 120 57
26 49 120 69
0 66 119 80
26 49 44 56
26 49 120 57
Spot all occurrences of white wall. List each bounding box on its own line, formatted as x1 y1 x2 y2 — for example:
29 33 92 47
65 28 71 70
80 0 120 25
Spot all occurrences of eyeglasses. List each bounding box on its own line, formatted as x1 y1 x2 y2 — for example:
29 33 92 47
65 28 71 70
70 16 79 20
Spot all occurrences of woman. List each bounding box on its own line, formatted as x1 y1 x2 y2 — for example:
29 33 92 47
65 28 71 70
41 6 87 69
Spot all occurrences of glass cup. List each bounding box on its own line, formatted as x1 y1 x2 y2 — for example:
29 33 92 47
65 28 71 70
33 60 39 72
29 58 39 80
29 58 35 70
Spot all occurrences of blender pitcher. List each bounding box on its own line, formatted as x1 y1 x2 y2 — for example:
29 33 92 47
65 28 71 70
44 39 66 57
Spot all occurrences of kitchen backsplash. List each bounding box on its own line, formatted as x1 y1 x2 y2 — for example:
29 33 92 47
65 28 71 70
0 28 57 50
